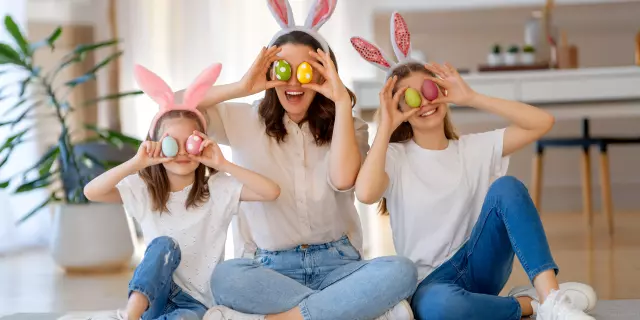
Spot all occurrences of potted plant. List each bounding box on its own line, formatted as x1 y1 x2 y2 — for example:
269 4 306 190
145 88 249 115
504 45 519 66
0 16 143 272
487 43 502 66
521 45 536 65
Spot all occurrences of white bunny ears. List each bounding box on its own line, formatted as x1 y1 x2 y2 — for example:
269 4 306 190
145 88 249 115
351 12 421 77
266 0 337 53
134 63 222 138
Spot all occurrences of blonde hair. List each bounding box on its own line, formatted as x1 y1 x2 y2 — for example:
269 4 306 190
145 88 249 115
377 62 459 215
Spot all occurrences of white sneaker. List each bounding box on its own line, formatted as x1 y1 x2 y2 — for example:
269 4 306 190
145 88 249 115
203 306 265 320
374 300 414 320
508 282 597 312
536 290 595 320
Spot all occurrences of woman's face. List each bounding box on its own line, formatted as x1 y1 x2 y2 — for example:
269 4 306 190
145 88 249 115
272 43 322 122
396 71 448 132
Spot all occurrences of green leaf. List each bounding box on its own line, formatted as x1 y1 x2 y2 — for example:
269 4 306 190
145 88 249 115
16 192 61 225
64 51 123 87
0 180 9 188
81 152 120 170
18 76 30 97
10 105 33 129
85 124 142 149
47 27 62 48
15 170 57 193
83 90 143 107
0 42 23 65
3 97 28 116
73 39 119 55
0 127 30 153
4 16 30 56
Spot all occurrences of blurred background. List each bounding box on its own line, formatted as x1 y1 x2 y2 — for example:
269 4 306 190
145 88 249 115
1 0 639 317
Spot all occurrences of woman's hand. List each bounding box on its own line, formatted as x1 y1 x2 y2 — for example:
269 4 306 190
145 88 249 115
303 49 351 106
188 131 229 171
239 46 287 95
424 62 477 106
379 76 420 133
132 133 174 170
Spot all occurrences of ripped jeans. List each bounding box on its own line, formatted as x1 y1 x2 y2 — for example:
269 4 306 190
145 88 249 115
129 236 207 320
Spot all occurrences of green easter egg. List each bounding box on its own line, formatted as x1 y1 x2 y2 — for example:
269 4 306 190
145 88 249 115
274 60 291 81
161 136 178 157
405 88 422 108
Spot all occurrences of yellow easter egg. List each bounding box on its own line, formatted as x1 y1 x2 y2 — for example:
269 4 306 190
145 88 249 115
297 62 313 84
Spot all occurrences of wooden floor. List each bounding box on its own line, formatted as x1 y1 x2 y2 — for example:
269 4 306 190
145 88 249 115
1 212 639 315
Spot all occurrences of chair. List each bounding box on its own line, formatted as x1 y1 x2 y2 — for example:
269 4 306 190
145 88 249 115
531 118 640 234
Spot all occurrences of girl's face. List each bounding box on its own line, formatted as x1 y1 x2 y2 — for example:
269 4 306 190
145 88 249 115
272 43 321 122
396 71 448 132
158 117 201 177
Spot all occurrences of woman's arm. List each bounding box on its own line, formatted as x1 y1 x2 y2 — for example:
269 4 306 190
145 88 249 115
220 162 281 201
84 139 172 203
465 94 554 156
427 63 554 157
188 132 280 202
355 76 418 204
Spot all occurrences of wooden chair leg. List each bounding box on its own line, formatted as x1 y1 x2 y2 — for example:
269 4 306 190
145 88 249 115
599 148 614 235
580 148 593 227
531 150 543 211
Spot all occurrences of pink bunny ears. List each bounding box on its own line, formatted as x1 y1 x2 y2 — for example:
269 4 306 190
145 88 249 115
134 63 222 139
267 0 337 53
350 12 419 77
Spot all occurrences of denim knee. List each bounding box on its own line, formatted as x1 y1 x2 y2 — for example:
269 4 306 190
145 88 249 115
210 258 254 305
369 256 418 300
146 236 181 264
412 283 471 320
488 176 528 197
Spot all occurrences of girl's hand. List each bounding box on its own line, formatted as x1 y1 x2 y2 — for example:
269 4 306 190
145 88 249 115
424 62 477 106
132 133 174 169
188 131 228 171
379 76 420 132
239 46 287 95
303 49 351 106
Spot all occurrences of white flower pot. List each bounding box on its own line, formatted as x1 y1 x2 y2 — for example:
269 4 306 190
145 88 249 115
50 203 136 272
504 53 518 66
487 53 502 66
520 52 536 65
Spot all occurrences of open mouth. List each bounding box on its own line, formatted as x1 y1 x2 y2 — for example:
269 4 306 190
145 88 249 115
285 90 304 103
419 107 438 117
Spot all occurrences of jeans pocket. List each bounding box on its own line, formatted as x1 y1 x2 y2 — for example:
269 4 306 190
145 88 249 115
331 243 361 261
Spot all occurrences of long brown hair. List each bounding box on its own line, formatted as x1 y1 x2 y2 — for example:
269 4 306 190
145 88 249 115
377 62 459 215
258 31 356 145
139 110 214 213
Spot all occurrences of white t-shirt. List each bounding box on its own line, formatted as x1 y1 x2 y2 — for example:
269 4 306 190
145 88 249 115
384 129 509 281
116 173 242 308
206 101 369 256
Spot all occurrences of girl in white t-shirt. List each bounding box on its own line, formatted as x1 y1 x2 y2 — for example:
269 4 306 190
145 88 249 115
83 63 280 320
353 12 597 320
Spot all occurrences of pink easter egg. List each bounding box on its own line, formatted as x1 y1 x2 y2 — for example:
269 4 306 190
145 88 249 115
422 79 439 101
186 134 203 155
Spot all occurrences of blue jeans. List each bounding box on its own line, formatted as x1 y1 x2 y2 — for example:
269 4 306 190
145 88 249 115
130 236 208 320
411 176 559 320
211 236 418 320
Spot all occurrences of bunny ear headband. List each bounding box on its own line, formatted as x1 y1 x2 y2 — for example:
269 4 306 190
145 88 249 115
134 63 222 139
350 12 422 78
266 0 337 53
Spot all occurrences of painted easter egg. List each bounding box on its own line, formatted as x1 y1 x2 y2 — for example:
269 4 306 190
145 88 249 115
422 80 439 101
297 62 313 84
161 136 178 157
186 134 203 155
404 88 422 108
274 60 291 81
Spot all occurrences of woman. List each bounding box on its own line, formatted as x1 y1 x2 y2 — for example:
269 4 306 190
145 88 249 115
178 1 417 320
352 12 597 320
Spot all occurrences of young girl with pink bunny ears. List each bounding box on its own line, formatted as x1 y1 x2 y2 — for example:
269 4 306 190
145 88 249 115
173 1 418 320
83 63 280 320
353 11 597 320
